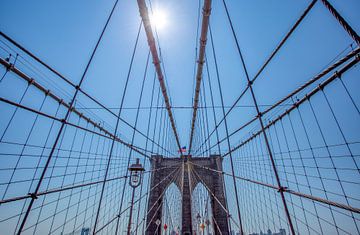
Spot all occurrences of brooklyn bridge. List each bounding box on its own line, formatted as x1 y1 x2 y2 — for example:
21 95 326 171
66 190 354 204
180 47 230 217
0 0 359 234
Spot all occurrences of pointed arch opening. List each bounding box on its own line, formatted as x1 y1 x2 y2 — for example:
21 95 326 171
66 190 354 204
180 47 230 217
191 183 214 235
161 182 182 234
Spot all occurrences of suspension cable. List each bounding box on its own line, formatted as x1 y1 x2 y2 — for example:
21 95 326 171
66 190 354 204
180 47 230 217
136 0 182 153
0 95 150 159
193 0 318 155
188 0 212 155
199 47 360 156
320 0 360 45
224 55 359 158
0 34 172 157
13 1 120 232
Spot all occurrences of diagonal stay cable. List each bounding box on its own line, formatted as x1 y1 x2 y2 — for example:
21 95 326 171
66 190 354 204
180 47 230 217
200 47 360 156
0 164 176 205
0 96 150 159
92 20 145 234
206 22 245 234
94 164 182 234
193 0 317 155
224 53 359 158
0 33 172 157
3 165 178 232
114 50 151 234
16 1 120 232
134 71 157 234
146 203 162 232
190 161 360 214
188 163 241 230
144 166 183 232
212 215 223 235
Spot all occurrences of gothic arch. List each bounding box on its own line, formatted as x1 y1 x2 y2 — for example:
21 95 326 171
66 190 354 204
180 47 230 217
161 183 182 234
191 183 214 234
146 155 229 235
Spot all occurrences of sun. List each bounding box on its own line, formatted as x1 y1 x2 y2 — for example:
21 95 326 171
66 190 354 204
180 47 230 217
149 9 168 30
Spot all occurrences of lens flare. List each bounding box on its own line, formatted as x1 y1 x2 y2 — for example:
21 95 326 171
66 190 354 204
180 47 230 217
150 9 168 30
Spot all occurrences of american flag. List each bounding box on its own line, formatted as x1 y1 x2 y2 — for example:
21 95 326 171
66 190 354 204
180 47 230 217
178 146 186 153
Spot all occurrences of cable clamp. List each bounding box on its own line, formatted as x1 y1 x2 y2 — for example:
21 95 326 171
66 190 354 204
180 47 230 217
6 63 12 71
28 193 38 199
334 71 341 78
200 39 207 46
202 7 211 16
5 55 11 62
278 186 288 193
28 78 35 85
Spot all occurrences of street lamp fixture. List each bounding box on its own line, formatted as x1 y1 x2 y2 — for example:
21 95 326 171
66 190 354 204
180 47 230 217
127 158 145 235
128 158 145 188
196 213 202 234
196 213 201 222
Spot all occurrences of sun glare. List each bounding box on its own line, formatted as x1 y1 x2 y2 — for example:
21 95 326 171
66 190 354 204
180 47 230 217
150 9 168 30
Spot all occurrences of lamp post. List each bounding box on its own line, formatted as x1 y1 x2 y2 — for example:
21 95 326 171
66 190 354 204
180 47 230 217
205 219 210 235
196 213 201 235
127 158 145 235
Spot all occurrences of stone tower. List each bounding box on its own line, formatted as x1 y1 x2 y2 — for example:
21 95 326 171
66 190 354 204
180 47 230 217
145 154 229 235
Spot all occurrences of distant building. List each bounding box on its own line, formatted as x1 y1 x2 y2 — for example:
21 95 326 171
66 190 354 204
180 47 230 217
80 228 90 235
249 228 286 235
60 227 91 235
274 229 286 235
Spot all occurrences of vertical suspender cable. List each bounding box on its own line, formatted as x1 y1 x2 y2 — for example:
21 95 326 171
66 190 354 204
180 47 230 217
92 20 143 234
221 0 295 234
134 72 157 234
188 0 212 155
115 51 151 234
192 0 317 156
208 24 244 235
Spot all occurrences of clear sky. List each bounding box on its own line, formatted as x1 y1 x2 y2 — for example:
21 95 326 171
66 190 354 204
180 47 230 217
0 0 358 144
0 0 360 145
0 0 360 234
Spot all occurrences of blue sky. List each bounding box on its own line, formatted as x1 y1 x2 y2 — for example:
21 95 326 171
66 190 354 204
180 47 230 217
0 0 359 144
